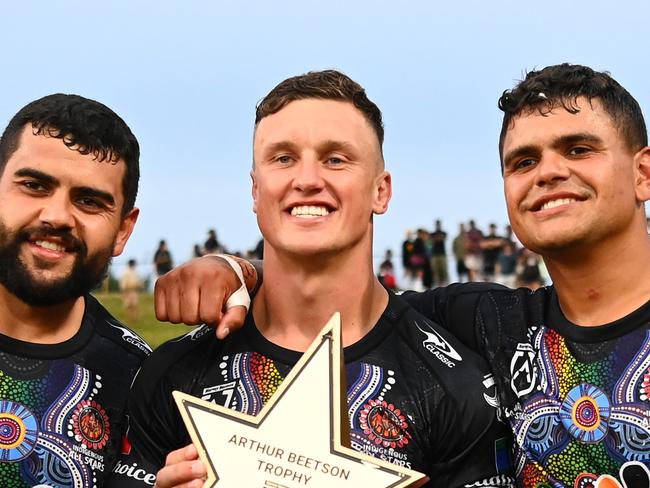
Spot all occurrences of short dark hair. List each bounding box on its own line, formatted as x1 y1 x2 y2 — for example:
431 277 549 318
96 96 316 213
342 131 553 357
255 70 384 148
0 94 140 216
498 63 648 164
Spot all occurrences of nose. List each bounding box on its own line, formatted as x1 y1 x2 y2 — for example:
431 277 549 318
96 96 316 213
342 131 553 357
534 152 571 187
38 191 75 229
292 158 325 193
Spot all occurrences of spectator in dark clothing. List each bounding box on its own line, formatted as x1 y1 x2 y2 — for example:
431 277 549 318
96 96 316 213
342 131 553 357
452 223 469 282
430 219 449 287
480 223 504 281
413 229 433 289
204 229 223 254
154 240 173 277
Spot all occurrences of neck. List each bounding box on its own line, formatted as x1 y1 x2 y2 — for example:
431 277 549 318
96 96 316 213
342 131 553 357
545 228 650 325
253 245 388 351
0 284 85 343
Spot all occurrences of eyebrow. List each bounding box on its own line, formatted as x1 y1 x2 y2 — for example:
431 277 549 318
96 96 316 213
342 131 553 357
14 167 58 185
503 132 605 168
14 167 115 206
75 186 116 206
263 139 358 156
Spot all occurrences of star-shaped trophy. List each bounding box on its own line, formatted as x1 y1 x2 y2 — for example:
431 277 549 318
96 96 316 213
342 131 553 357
174 313 428 487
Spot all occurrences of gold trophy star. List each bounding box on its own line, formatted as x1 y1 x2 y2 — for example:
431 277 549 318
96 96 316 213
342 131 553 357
174 313 428 488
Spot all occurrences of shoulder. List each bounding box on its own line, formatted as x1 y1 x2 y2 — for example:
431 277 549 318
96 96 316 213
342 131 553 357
86 294 151 361
134 325 216 390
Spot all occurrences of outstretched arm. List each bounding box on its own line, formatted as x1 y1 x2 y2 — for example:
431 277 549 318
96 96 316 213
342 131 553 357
154 255 261 338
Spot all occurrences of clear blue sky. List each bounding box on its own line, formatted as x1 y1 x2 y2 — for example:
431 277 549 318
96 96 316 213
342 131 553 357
2 0 648 277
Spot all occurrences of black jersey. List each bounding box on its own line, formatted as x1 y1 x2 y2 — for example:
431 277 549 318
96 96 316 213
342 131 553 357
0 294 151 487
109 292 514 487
404 283 650 487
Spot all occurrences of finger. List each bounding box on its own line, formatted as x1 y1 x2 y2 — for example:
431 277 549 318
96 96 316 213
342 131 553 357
154 277 169 321
216 306 247 339
198 284 225 326
179 276 202 325
165 275 183 324
165 444 198 465
155 460 206 488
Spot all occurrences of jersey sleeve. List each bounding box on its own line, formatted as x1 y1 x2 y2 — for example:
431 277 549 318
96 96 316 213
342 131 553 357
107 351 190 487
395 302 516 487
401 283 508 352
426 387 515 487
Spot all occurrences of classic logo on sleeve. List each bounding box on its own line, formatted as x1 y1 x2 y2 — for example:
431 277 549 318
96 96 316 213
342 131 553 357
414 320 463 368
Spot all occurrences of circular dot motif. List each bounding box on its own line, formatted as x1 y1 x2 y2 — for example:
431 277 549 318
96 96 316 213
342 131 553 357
559 383 610 443
0 401 38 461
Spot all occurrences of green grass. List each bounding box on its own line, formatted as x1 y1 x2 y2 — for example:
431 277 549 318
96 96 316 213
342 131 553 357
92 292 196 349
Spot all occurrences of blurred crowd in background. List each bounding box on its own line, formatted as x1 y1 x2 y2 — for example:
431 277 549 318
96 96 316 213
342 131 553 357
113 220 551 310
377 219 548 292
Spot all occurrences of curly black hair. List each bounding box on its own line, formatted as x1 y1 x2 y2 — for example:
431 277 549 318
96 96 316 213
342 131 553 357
498 63 647 166
0 94 140 215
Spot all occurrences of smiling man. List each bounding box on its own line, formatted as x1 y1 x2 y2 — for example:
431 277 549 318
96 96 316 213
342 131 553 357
0 94 150 487
157 64 650 486
110 71 513 488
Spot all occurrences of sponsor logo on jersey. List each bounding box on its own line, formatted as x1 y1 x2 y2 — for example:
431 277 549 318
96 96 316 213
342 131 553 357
71 400 110 450
108 321 152 354
172 325 211 342
202 380 238 408
415 320 462 368
510 343 537 398
113 459 157 486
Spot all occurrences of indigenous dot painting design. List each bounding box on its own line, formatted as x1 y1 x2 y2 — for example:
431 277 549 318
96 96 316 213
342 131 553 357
220 352 285 415
0 401 38 461
0 357 107 487
511 326 650 487
559 384 610 443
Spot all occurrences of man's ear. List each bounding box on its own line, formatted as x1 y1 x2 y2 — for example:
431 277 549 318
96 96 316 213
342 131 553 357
634 147 650 203
112 208 139 257
251 170 258 214
372 170 392 215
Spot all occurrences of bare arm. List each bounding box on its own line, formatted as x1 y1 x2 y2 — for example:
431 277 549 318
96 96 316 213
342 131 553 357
154 255 261 338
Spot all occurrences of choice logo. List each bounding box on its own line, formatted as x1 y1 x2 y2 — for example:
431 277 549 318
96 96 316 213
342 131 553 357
415 321 462 368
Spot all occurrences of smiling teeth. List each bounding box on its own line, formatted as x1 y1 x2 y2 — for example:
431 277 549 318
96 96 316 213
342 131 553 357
35 240 66 252
541 198 576 211
291 205 330 218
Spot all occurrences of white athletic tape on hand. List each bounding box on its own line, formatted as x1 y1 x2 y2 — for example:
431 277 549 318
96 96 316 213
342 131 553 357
216 255 251 312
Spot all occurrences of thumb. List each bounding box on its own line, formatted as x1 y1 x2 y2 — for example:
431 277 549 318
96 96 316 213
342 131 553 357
216 306 247 339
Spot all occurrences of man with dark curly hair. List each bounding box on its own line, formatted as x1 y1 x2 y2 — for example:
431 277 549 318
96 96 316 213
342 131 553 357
0 94 150 487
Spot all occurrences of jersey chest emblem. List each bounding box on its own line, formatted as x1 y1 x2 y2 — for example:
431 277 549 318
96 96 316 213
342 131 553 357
359 399 411 449
510 342 538 398
71 400 110 450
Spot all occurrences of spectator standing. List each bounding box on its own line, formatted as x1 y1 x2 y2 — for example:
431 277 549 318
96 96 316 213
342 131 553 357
192 244 203 258
413 229 433 288
377 249 397 291
452 223 469 282
401 229 416 288
120 259 143 322
495 241 517 288
429 219 449 287
481 223 504 281
465 220 484 282
153 240 173 277
204 228 223 254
